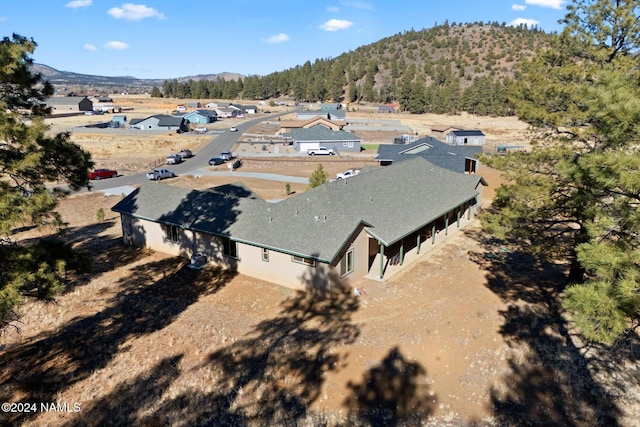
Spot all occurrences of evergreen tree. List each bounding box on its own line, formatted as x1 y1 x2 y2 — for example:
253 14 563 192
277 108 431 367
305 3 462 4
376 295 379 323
308 164 329 189
0 34 94 324
481 0 640 345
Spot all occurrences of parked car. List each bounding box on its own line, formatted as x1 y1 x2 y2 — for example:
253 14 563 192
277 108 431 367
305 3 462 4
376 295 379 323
88 168 118 180
229 126 238 132
179 149 193 158
193 127 207 133
220 151 234 161
336 169 360 180
308 147 336 156
166 154 183 164
146 168 175 180
208 157 225 166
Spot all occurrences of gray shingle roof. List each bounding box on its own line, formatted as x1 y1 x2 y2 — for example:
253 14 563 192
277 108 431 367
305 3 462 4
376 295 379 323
375 137 482 173
112 158 484 262
284 126 361 142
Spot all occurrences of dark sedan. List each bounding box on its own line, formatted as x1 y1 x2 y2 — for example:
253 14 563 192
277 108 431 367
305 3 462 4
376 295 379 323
88 168 118 180
208 157 225 166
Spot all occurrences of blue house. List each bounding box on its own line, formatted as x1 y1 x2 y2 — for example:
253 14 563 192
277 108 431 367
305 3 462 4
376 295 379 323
182 109 218 124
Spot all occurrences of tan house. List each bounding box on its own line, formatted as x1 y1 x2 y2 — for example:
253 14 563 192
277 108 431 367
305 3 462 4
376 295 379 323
111 158 486 290
279 117 344 133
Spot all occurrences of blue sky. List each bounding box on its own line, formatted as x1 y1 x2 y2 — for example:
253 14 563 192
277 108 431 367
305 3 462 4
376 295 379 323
1 0 569 79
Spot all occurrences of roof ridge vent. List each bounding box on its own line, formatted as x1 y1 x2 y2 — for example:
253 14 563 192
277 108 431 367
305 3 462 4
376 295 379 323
314 215 319 221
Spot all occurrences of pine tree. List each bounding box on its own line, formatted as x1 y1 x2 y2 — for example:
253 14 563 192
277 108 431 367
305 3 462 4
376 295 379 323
0 34 94 324
481 0 640 345
308 164 329 189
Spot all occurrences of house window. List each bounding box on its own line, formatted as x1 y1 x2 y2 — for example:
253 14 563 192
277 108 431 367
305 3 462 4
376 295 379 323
292 255 315 267
340 249 354 277
348 141 354 148
262 248 269 262
166 225 179 243
222 237 237 258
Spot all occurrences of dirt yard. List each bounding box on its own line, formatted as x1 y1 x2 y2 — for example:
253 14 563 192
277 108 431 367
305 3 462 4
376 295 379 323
1 97 637 426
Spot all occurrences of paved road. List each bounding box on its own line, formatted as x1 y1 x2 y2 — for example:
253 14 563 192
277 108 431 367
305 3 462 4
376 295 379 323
88 109 299 193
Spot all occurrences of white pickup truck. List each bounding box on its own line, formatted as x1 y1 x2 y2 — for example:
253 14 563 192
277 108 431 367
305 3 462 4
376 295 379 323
308 147 335 156
336 169 360 180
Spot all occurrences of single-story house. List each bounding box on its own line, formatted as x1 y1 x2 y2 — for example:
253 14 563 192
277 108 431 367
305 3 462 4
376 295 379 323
375 137 482 174
229 103 258 114
279 117 344 133
187 101 202 108
214 107 238 119
111 115 127 127
320 103 344 111
111 157 486 290
430 125 462 137
129 114 188 132
182 109 218 124
204 102 218 109
297 109 346 121
45 96 93 113
446 129 486 146
284 125 361 153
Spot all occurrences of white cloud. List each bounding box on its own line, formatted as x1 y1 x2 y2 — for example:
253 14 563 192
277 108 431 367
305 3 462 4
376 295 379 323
326 6 340 12
339 0 374 11
108 3 166 21
265 33 290 44
525 0 565 9
83 44 97 51
104 41 129 50
509 18 540 27
512 4 526 11
320 19 354 32
65 0 92 8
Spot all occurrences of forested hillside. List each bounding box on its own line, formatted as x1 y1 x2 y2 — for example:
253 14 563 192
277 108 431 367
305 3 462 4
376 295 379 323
157 21 550 116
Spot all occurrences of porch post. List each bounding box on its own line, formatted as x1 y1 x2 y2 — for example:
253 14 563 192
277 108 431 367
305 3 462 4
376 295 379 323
379 241 384 280
399 240 404 265
431 224 436 244
468 204 472 220
417 234 421 254
445 216 449 235
456 209 461 228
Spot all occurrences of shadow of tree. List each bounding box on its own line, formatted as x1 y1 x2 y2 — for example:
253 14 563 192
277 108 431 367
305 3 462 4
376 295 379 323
465 229 623 426
343 346 437 427
64 354 184 427
147 262 361 426
0 258 234 425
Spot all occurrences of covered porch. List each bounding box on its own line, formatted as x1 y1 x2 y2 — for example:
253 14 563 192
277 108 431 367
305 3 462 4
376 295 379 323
365 200 477 281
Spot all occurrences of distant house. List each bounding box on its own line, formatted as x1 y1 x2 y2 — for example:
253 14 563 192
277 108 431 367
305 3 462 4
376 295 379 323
129 114 188 132
111 157 487 289
111 115 127 128
182 109 218 124
214 107 238 119
204 102 218 109
279 117 344 133
229 103 258 114
187 101 202 108
375 137 482 174
90 96 115 113
430 124 461 135
284 125 361 153
378 105 395 114
297 109 346 121
446 130 486 146
45 96 93 113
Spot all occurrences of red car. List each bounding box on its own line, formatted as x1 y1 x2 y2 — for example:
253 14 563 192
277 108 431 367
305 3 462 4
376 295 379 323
88 168 118 180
